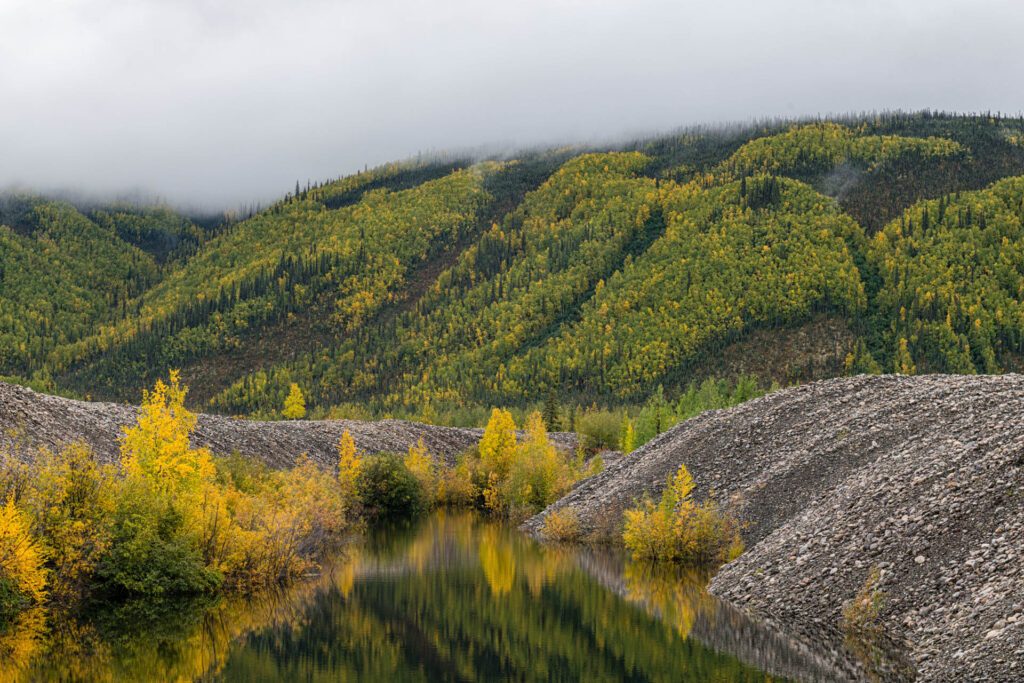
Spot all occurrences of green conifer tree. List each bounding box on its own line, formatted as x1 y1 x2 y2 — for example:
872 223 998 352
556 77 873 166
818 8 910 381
542 389 561 431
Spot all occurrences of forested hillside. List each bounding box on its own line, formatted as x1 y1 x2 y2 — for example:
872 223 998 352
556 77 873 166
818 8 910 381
4 112 1024 419
0 198 190 372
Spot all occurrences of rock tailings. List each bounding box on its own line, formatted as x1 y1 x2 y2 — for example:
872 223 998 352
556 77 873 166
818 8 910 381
522 374 1024 681
0 380 576 469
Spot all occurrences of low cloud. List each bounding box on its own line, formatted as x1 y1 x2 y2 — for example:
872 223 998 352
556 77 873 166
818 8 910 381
2 0 1022 210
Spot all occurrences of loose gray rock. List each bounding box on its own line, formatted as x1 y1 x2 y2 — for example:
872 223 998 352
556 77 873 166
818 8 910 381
521 374 1024 681
0 380 577 469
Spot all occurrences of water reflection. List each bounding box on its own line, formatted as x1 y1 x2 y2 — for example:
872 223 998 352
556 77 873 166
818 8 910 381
216 511 784 682
2 584 326 682
5 511 817 682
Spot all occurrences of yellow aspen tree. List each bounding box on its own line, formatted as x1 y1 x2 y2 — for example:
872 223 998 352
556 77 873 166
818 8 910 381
119 370 215 499
0 498 47 611
282 383 306 420
336 430 362 506
479 409 517 481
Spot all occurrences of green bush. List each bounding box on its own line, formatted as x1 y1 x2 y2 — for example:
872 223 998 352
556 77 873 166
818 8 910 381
95 498 221 597
577 409 622 451
356 453 426 523
0 575 27 628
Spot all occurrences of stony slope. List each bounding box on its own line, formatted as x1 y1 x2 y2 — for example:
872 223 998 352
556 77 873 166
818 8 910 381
0 380 576 468
522 374 1024 680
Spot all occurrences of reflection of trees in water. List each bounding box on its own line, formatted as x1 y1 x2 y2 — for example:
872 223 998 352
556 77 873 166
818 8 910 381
622 561 716 641
219 510 773 682
478 525 515 596
0 608 46 683
3 511 777 682
0 570 337 682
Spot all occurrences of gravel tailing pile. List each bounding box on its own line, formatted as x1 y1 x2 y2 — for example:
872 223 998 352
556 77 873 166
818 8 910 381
0 380 576 469
522 374 1024 680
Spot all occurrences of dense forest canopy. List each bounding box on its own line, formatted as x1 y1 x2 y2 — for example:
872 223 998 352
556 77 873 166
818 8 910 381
4 112 1024 419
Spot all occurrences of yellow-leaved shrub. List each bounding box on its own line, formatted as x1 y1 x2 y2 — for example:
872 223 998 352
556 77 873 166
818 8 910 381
541 507 581 543
435 455 475 507
17 443 114 603
622 464 743 566
507 413 573 513
336 429 363 510
0 497 47 617
404 439 438 504
103 373 355 595
470 409 579 520
266 456 348 580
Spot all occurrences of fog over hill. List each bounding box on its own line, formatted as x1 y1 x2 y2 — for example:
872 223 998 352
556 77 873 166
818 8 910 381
2 0 1023 208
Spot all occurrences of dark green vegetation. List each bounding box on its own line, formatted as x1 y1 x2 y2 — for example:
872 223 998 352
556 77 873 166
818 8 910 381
5 112 1024 417
356 452 427 523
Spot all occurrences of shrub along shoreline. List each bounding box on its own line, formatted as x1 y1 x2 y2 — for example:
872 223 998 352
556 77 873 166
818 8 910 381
0 373 604 628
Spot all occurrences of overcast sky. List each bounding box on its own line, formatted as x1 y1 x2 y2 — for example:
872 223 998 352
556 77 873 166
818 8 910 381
2 0 1023 210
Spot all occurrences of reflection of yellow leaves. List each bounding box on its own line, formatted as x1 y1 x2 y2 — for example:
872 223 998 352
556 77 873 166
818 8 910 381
523 544 574 597
8 567 336 682
623 561 715 640
336 559 357 599
0 607 46 683
478 527 515 596
38 615 116 683
369 510 574 600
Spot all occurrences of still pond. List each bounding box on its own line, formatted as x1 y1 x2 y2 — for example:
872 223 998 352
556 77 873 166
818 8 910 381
5 511 828 682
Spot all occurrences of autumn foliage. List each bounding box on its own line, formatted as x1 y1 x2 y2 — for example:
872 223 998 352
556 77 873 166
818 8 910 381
5 114 1024 424
622 464 743 566
540 507 582 543
0 373 590 628
0 498 47 620
466 408 589 521
0 372 364 627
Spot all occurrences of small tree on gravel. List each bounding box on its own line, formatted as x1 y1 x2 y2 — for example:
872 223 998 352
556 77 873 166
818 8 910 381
842 566 886 636
622 464 743 566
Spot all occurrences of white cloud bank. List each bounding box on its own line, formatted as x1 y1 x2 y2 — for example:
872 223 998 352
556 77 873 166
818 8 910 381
1 0 1022 208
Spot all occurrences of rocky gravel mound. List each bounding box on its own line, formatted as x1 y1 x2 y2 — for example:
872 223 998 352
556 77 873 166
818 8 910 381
522 374 1024 680
0 380 576 468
